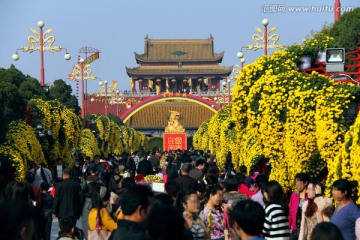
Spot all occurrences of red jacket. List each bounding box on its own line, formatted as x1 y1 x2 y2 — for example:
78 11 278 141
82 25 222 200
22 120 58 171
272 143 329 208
238 183 257 198
288 191 308 231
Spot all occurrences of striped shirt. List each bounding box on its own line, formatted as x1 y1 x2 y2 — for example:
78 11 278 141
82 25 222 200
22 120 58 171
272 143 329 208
191 218 207 240
263 204 290 240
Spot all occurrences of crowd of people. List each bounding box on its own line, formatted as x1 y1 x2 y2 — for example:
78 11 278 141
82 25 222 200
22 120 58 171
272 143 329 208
0 149 360 240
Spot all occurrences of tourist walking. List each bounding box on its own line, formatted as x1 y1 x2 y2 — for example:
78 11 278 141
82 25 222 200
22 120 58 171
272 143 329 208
330 179 360 240
199 184 226 240
88 185 117 239
230 199 266 240
178 190 210 240
52 168 82 230
174 163 198 192
288 173 310 239
298 181 333 240
263 180 290 240
109 184 154 240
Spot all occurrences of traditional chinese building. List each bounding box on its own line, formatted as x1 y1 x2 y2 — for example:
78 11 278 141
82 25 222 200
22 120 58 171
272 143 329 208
126 35 232 94
87 35 232 138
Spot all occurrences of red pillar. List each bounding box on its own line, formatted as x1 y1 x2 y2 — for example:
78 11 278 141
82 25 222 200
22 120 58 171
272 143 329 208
139 79 143 91
39 26 45 87
334 0 341 21
227 78 231 105
105 82 108 116
81 63 85 119
264 25 268 56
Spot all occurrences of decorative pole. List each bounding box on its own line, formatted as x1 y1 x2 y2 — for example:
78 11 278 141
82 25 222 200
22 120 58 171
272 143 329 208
98 80 117 117
245 19 285 56
334 0 341 21
68 57 97 119
229 50 246 84
227 78 231 105
12 21 71 87
114 90 125 118
80 58 85 118
262 19 269 56
236 47 247 70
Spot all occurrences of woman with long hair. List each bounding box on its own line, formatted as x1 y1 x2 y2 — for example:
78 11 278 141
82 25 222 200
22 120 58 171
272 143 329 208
178 190 210 240
88 185 117 239
330 179 360 240
81 182 99 239
263 180 290 239
298 181 333 240
199 184 226 240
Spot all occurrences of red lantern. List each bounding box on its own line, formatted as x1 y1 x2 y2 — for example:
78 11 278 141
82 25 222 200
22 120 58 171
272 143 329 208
156 79 161 83
198 78 203 82
138 79 143 83
183 79 187 83
171 79 176 83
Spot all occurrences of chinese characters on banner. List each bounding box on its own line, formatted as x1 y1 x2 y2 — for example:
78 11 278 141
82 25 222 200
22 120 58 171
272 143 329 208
163 133 187 151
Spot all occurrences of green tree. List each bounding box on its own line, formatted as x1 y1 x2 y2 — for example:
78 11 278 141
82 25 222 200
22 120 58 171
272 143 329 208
108 113 124 126
330 7 360 51
50 79 80 114
0 66 28 143
18 77 44 100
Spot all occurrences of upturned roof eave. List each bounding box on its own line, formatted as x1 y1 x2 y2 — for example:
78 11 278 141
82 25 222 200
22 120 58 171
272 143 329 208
134 51 224 64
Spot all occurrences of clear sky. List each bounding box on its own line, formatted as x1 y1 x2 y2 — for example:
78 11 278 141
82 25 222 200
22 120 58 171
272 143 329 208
0 0 359 95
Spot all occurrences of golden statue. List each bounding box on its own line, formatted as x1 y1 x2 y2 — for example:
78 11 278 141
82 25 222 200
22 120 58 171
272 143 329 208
165 110 185 133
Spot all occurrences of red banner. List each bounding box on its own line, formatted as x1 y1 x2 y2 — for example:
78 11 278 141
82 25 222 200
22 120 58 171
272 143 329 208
83 51 100 65
163 133 187 151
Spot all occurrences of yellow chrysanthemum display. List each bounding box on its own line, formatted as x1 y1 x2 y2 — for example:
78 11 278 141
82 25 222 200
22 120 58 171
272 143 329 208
194 44 360 203
0 101 148 181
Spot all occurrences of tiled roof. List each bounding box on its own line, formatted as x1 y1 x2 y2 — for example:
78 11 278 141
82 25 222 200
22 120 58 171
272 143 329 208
126 101 215 129
135 36 225 62
126 65 232 77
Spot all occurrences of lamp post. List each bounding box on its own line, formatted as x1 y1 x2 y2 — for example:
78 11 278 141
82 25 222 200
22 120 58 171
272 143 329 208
95 80 118 117
229 50 246 84
68 57 97 120
12 21 71 87
99 80 109 116
262 19 269 56
227 78 231 105
214 81 227 108
221 81 231 106
114 90 125 118
245 19 285 56
236 48 247 70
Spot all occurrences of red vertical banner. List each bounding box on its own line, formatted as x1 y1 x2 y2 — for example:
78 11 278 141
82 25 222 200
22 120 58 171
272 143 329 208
163 133 187 151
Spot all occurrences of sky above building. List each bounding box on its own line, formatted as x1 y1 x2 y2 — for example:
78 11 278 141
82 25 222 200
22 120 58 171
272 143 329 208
0 0 359 95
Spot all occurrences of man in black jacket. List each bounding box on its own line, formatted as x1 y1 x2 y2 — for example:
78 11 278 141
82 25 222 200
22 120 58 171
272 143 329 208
125 152 136 178
189 158 206 181
137 153 153 177
52 168 81 228
174 163 198 192
109 185 154 240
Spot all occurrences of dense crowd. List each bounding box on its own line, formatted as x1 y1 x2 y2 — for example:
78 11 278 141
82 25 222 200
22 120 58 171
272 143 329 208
0 149 359 240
